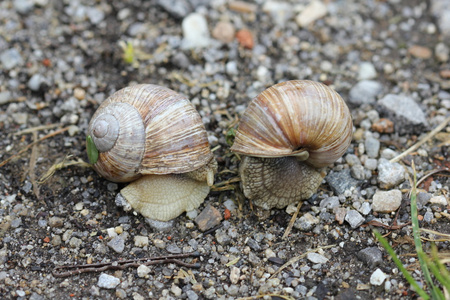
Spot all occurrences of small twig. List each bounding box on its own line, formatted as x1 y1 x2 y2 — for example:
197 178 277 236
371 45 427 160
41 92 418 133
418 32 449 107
390 116 450 163
282 200 303 239
415 168 450 188
52 252 201 278
39 155 91 184
269 244 335 279
29 132 41 199
14 123 62 135
0 126 70 168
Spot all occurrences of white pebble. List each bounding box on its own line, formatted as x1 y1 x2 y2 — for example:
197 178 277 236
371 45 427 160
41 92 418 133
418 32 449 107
97 273 120 289
370 268 387 286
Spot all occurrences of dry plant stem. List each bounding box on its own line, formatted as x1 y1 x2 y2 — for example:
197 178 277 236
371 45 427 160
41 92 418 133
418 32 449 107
390 116 450 163
14 123 61 135
282 200 303 239
53 252 201 278
29 132 41 199
39 157 91 184
415 168 450 188
0 126 70 168
269 244 336 279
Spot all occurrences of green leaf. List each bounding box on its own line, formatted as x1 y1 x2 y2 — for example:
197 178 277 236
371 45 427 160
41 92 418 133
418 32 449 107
86 135 99 165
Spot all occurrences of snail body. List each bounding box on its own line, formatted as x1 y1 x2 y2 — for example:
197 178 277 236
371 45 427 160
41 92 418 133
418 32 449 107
87 84 217 221
231 80 353 209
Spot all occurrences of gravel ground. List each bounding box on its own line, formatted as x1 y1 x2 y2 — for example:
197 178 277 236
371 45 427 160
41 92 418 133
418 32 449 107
1 0 449 299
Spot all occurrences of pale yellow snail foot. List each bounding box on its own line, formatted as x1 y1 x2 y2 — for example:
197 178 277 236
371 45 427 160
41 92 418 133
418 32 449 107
239 156 325 210
120 174 210 222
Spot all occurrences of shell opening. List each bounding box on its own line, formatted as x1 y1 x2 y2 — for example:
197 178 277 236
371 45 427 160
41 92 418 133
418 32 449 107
91 113 120 152
290 149 309 161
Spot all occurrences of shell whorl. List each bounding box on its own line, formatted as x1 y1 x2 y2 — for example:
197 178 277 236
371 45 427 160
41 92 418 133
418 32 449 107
230 80 353 168
88 84 214 182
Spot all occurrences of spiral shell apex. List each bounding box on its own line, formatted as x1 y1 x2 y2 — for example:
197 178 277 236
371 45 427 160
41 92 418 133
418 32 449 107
230 80 353 168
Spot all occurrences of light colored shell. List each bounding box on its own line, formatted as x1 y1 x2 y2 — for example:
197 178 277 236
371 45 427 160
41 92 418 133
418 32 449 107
230 80 353 168
88 84 214 182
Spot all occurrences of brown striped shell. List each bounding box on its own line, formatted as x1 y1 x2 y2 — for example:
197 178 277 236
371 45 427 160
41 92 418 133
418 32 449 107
230 80 353 168
88 84 214 183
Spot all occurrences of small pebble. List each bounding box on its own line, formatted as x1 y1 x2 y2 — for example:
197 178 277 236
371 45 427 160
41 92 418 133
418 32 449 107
295 0 327 27
212 21 235 43
107 236 125 254
372 189 402 213
349 80 383 105
137 265 151 278
377 94 428 135
370 268 387 286
236 29 254 49
0 48 24 70
357 247 383 266
195 204 222 232
307 253 328 264
377 159 405 189
230 266 240 284
294 212 319 231
97 273 120 289
365 137 380 158
134 236 149 247
358 62 377 80
345 210 365 228
408 45 432 59
181 13 211 49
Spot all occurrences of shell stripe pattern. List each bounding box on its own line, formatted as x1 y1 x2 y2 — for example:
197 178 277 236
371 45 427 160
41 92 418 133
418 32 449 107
231 80 352 168
106 84 213 175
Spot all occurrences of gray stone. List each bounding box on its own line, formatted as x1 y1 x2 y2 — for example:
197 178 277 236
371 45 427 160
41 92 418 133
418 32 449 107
326 169 361 195
365 137 380 158
107 236 125 253
358 62 377 80
0 91 12 105
431 0 450 37
345 154 361 166
377 158 405 189
0 48 24 70
157 0 192 19
380 148 398 160
364 158 378 171
370 268 387 286
166 244 182 254
294 213 319 231
28 74 45 91
319 196 340 210
345 210 365 228
195 204 222 232
351 164 366 180
358 202 372 215
357 247 383 266
181 13 211 49
417 192 432 209
246 238 261 251
86 7 105 24
423 211 434 223
349 80 383 105
14 0 34 14
97 273 120 289
377 94 428 135
306 252 328 264
145 218 174 232
372 189 402 213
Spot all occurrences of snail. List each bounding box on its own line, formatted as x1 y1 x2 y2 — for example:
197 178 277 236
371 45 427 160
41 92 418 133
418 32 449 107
86 84 217 221
230 80 353 210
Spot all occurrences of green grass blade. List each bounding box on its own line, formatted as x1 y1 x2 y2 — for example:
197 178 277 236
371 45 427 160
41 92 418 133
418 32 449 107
410 162 438 297
373 230 429 299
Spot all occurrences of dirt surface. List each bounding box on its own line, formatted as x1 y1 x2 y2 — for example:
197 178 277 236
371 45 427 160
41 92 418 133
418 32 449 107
0 0 449 299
